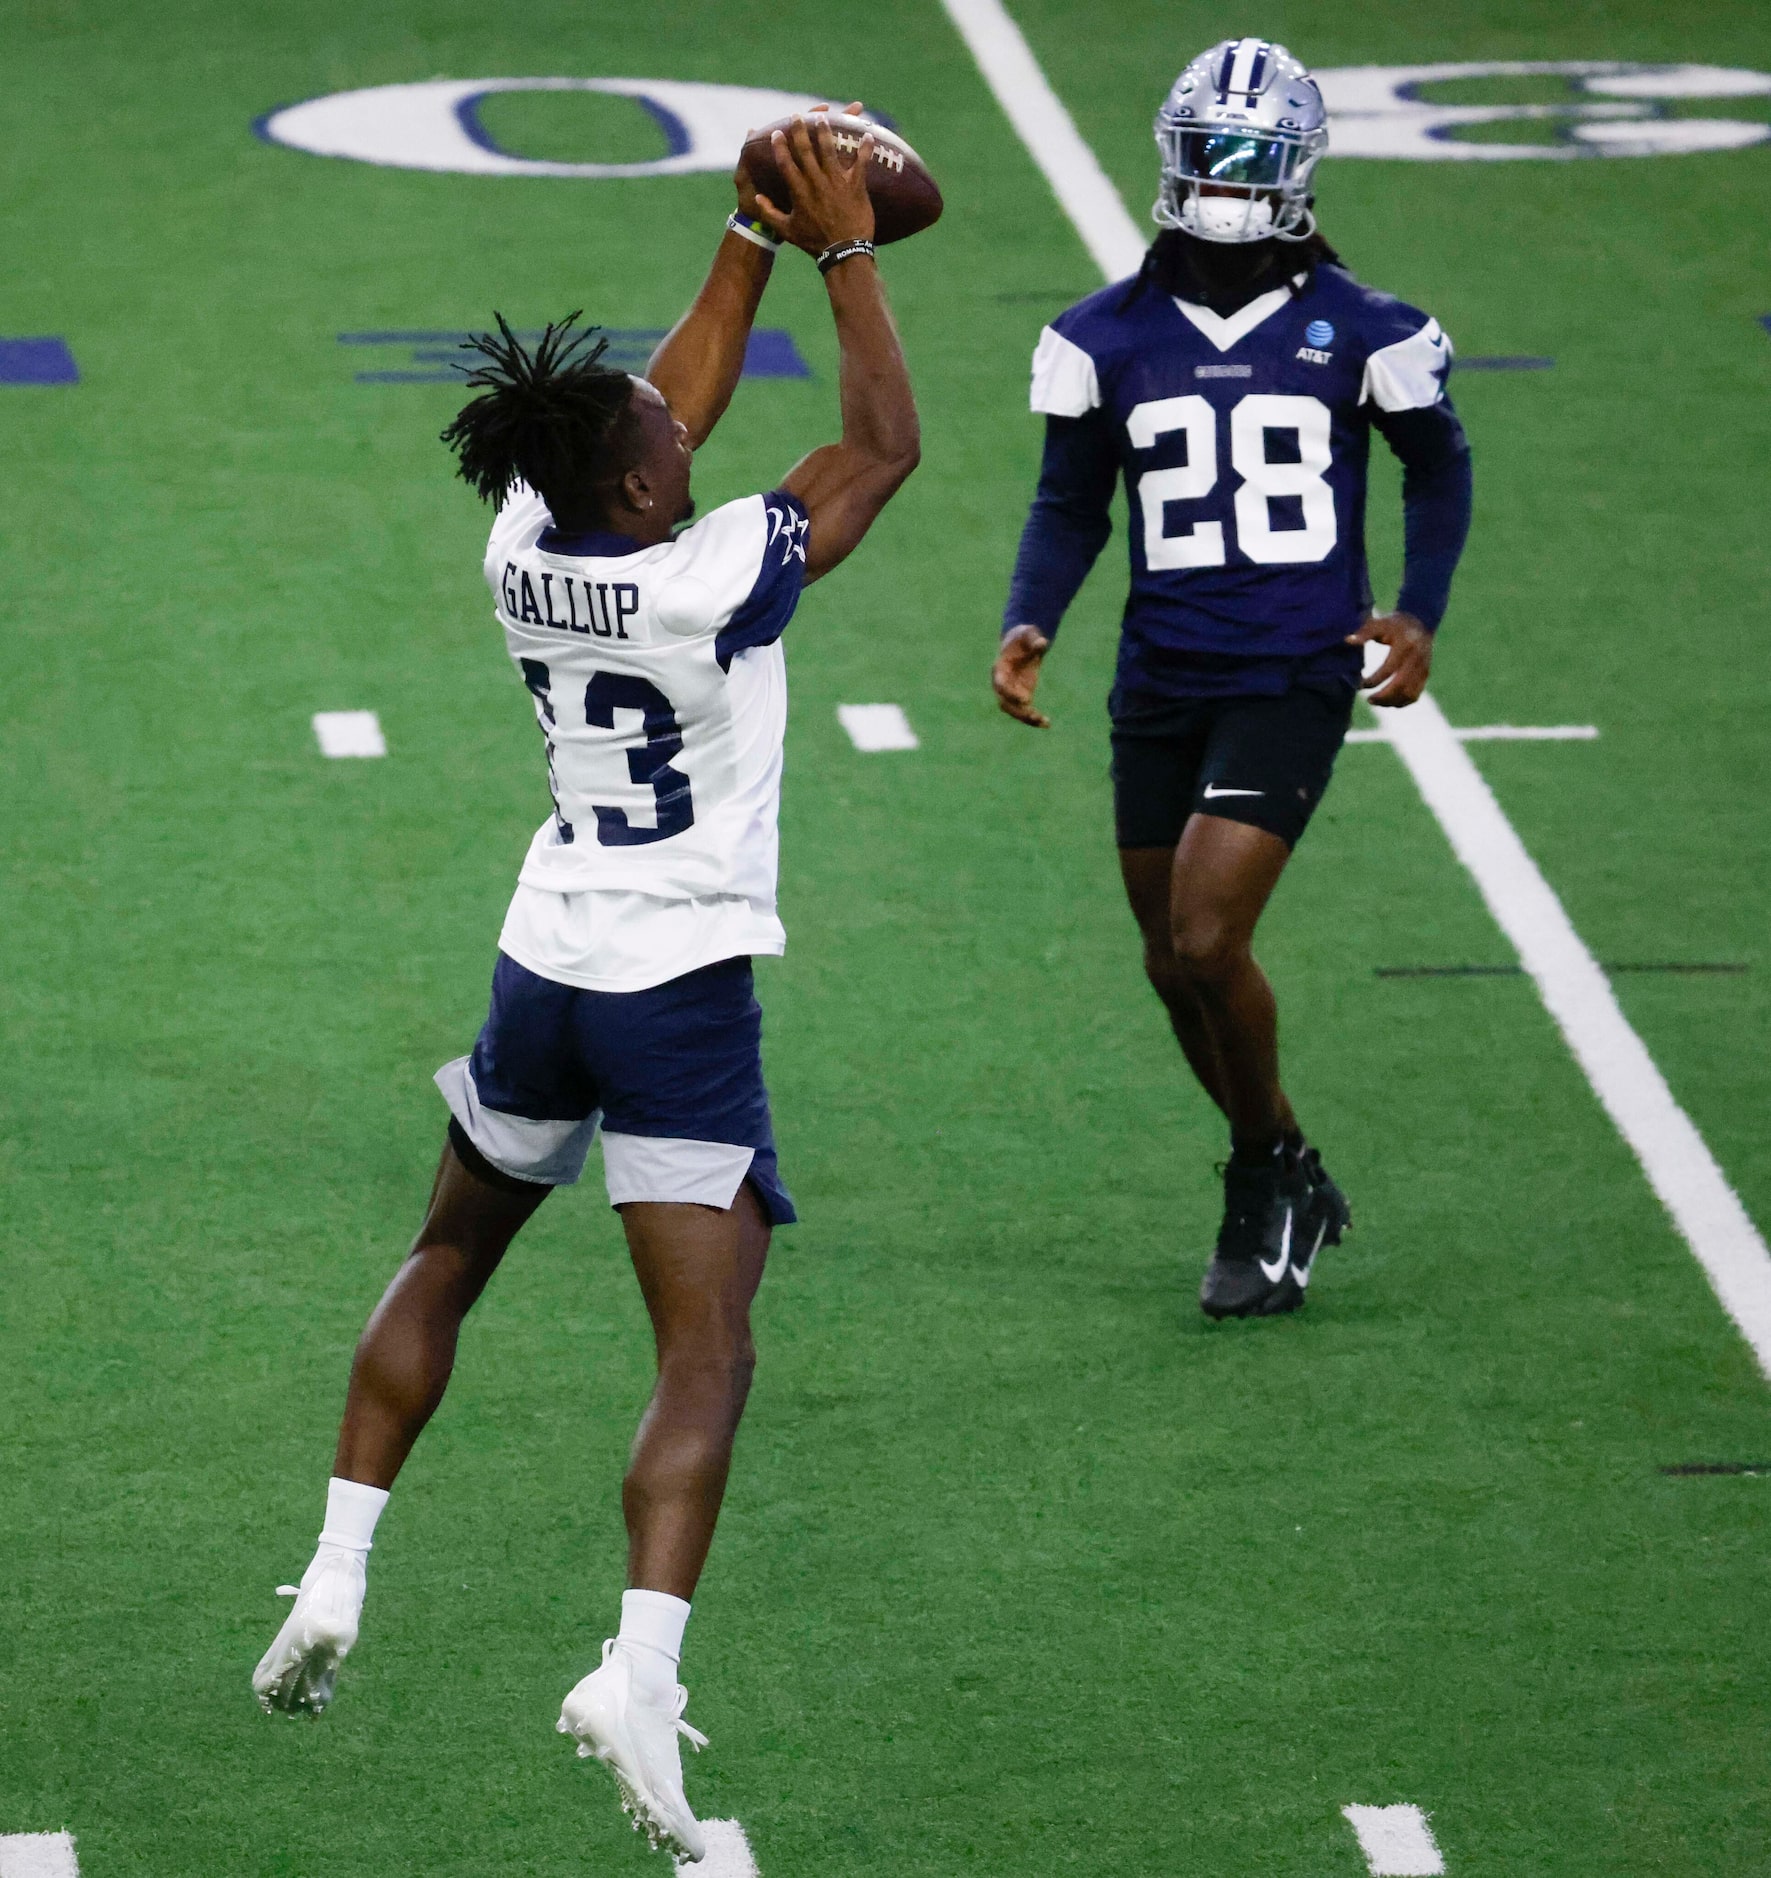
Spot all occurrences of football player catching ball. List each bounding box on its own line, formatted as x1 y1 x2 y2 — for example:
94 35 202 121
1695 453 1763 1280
993 39 1473 1318
252 117 918 1861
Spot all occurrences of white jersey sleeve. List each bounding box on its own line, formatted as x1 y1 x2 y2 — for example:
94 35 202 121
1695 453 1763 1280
484 487 811 909
1359 316 1453 413
1029 324 1102 416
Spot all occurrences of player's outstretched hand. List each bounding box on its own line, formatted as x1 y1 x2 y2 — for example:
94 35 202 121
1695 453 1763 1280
753 115 877 255
1348 610 1433 708
736 103 861 217
993 624 1052 728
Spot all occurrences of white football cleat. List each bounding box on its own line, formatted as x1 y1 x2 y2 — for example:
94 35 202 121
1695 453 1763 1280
557 1641 709 1862
252 1547 366 1716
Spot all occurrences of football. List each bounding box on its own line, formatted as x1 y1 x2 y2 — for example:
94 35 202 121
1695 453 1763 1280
741 113 943 245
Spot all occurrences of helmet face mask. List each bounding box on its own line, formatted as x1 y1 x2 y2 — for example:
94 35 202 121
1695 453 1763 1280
1154 39 1328 245
1172 186 1283 244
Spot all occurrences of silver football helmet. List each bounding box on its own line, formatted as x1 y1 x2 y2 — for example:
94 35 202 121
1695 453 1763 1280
1154 38 1329 244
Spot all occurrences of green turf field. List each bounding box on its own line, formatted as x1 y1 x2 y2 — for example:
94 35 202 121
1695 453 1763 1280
5 3 1771 1873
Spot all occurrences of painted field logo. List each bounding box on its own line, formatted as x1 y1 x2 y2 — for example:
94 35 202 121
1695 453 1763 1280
257 78 851 177
1305 319 1335 346
1315 61 1771 158
255 64 1771 179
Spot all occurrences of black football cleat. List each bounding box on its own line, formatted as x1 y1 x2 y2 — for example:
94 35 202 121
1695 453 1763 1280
1199 1148 1317 1319
1301 1144 1352 1253
1199 1143 1351 1319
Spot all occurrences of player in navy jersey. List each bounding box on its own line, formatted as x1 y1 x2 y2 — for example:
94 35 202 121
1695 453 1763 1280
992 39 1472 1318
252 119 918 1860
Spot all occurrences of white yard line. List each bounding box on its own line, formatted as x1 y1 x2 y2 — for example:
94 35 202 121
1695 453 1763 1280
312 709 387 758
699 1819 761 1878
1378 696 1771 1369
838 703 920 752
0 1834 80 1878
1342 1804 1446 1876
937 0 1148 280
947 0 1771 1379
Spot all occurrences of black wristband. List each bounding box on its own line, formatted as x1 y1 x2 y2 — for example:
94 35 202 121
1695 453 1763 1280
816 238 876 275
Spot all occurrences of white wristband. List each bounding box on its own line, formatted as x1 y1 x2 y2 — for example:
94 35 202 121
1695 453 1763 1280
726 211 782 251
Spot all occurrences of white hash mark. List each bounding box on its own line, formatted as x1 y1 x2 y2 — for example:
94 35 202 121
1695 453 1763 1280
838 703 919 752
698 1819 760 1878
1342 1803 1446 1875
0 1833 81 1878
312 710 387 758
1345 725 1597 743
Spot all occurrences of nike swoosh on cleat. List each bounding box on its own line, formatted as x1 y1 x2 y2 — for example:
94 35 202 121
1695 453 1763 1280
1292 1219 1328 1287
1203 784 1263 799
1259 1207 1293 1283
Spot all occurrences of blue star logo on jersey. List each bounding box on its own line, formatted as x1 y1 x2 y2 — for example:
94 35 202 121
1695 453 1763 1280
1305 318 1335 347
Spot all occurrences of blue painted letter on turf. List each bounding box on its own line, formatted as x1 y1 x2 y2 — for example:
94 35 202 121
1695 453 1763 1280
0 338 78 385
741 330 811 379
341 329 809 384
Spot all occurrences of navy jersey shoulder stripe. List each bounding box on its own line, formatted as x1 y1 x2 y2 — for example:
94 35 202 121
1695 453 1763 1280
714 490 811 672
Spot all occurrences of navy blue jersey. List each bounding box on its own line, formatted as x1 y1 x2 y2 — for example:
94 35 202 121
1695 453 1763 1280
1025 263 1458 698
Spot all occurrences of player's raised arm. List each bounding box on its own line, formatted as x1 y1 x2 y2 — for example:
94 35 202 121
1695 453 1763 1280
754 118 919 585
646 105 867 450
643 158 780 450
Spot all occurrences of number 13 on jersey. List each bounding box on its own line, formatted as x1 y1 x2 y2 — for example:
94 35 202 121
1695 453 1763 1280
1128 392 1336 569
520 659 695 848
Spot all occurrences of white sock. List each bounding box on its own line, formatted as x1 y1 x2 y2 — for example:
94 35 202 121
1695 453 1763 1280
617 1588 691 1702
317 1477 389 1555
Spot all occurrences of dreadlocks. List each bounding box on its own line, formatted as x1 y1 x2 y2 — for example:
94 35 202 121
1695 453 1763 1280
1119 225 1343 316
440 313 638 525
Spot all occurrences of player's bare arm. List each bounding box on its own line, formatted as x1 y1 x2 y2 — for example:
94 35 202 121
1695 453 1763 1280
993 622 1052 728
1347 607 1433 708
755 117 920 582
642 173 776 451
644 105 864 448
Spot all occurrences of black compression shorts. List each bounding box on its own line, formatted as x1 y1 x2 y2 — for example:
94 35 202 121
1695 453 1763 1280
1109 683 1355 851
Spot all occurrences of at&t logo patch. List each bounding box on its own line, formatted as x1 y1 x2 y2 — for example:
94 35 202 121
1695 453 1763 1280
1298 317 1334 362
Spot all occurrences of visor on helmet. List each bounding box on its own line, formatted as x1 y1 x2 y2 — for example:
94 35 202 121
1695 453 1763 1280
1167 129 1298 191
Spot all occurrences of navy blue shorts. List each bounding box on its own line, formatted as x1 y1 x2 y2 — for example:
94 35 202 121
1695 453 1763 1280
435 953 796 1225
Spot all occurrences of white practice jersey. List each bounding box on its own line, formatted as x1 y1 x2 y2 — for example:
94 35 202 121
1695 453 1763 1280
483 483 810 990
